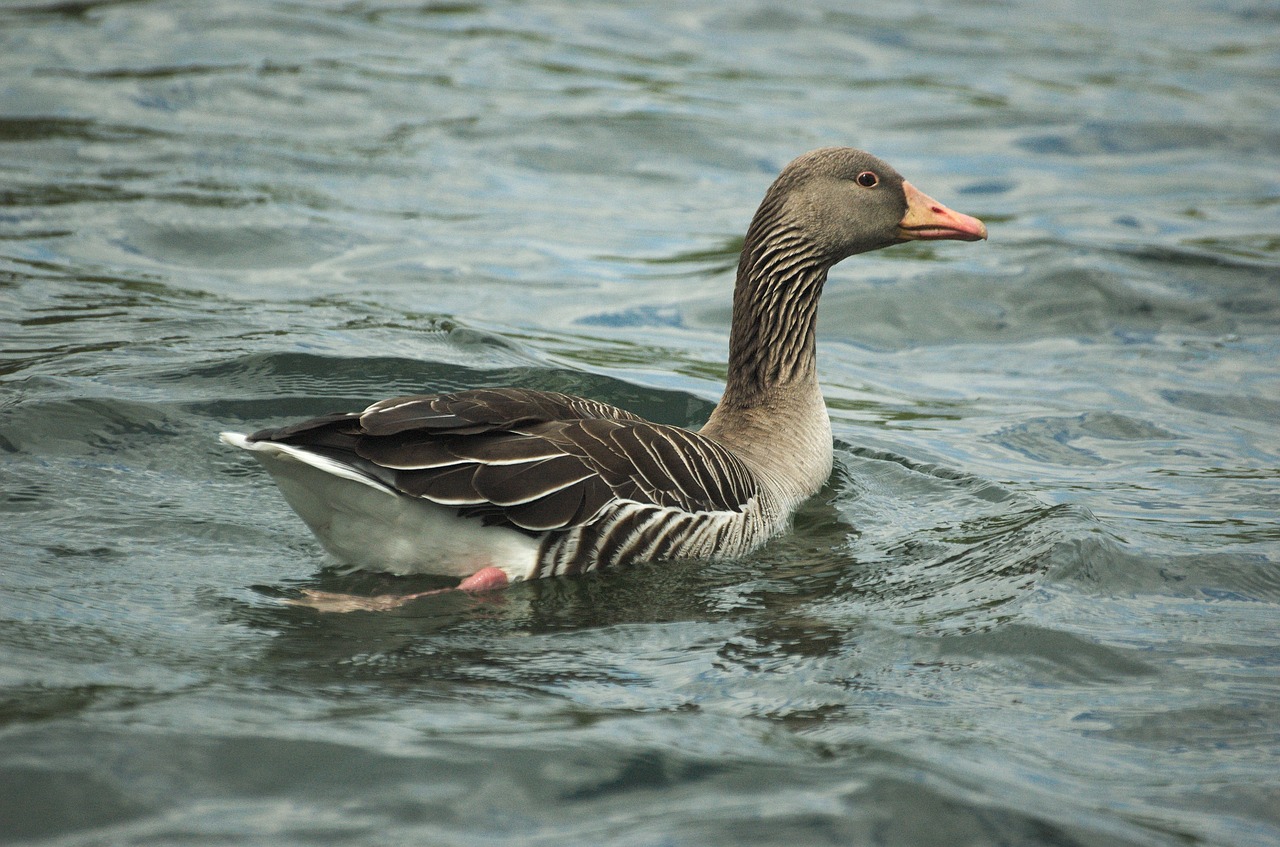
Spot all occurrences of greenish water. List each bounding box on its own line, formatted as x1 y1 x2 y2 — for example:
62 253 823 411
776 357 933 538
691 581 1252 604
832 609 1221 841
2 1 1278 845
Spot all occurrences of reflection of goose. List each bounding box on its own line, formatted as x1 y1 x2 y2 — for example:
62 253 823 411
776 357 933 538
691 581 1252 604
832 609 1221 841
222 148 985 604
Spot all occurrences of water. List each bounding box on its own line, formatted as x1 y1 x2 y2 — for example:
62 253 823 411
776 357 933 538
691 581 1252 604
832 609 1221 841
2 0 1278 844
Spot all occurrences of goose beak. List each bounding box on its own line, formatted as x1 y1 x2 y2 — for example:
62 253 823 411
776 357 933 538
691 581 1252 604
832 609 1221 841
897 181 987 242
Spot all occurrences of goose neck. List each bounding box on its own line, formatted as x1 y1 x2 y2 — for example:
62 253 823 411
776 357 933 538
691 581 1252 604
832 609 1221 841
720 229 831 410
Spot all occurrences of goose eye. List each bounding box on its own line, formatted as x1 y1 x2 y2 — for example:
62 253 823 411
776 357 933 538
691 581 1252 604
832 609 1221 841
856 171 879 188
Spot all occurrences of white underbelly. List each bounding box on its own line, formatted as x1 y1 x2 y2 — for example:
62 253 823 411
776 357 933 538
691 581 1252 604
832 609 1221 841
224 433 540 580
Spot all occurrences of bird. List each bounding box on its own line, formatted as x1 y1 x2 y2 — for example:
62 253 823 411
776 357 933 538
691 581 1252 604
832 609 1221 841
222 147 986 610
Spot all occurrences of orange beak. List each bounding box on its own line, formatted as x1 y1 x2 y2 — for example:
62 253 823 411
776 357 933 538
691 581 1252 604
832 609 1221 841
897 181 987 242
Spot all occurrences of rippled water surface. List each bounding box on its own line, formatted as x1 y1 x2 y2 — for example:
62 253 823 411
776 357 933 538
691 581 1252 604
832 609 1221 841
2 1 1279 845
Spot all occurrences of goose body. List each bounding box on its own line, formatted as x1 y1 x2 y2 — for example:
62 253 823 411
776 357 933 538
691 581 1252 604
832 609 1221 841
223 148 986 593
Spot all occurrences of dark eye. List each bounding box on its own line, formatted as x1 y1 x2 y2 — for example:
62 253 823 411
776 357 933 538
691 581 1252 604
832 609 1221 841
856 171 879 188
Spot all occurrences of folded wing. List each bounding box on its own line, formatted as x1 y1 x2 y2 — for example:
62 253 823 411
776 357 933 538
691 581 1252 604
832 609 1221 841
249 387 757 535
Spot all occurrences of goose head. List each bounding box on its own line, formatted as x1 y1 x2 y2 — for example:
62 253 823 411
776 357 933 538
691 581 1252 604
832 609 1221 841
747 147 987 266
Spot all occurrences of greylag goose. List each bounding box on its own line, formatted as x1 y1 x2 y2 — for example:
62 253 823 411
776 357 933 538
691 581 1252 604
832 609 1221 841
222 147 985 609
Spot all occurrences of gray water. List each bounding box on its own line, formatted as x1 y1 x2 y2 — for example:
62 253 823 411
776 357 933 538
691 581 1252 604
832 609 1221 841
2 1 1278 845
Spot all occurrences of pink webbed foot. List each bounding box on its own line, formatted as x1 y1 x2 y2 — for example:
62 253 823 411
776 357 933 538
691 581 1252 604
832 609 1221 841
282 590 425 613
456 567 509 592
282 566 511 613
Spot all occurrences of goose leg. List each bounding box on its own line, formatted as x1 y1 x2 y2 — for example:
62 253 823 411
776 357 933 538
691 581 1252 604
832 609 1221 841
284 566 510 613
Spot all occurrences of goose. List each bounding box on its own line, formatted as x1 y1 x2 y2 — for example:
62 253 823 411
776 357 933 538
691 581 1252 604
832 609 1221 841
221 147 986 610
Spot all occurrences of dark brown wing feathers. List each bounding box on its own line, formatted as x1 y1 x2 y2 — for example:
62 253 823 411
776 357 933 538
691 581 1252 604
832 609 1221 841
357 388 645 436
249 387 756 534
